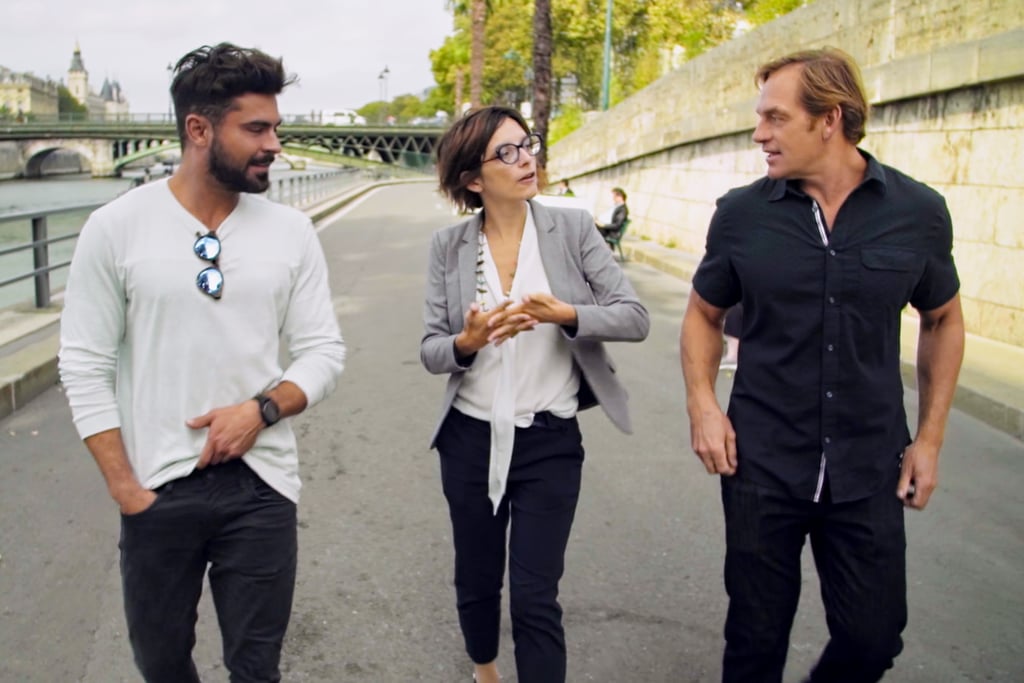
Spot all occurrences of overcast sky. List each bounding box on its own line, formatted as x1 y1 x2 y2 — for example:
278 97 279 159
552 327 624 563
2 0 454 115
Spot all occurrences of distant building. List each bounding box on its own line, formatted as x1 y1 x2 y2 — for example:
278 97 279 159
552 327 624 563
0 65 59 118
66 42 129 120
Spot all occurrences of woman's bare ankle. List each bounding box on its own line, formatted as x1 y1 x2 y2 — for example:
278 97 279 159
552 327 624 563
473 660 500 683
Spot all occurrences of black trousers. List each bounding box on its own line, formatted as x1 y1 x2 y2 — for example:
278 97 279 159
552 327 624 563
119 459 298 683
437 408 585 683
720 467 907 683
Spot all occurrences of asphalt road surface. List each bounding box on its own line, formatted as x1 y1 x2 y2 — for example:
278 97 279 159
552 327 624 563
1 183 1021 682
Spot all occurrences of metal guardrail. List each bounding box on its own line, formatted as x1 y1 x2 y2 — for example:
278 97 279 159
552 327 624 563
0 169 365 309
0 203 107 308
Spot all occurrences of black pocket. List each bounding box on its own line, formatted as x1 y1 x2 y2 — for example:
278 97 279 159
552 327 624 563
858 247 921 308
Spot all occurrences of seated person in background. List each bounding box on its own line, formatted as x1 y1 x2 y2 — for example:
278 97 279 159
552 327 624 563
557 179 575 196
596 187 629 242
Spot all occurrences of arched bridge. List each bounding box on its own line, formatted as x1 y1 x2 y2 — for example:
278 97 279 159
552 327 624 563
0 120 445 177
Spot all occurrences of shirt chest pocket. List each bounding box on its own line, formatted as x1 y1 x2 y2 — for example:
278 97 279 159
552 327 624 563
856 247 921 309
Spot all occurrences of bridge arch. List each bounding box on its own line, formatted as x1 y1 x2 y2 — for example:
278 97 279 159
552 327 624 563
22 141 98 178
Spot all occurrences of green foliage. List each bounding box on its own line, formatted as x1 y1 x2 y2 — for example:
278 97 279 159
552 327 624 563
57 85 87 116
547 102 585 144
427 0 806 117
357 101 387 123
741 0 808 27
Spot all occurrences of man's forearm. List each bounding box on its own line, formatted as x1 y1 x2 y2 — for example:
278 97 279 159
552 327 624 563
83 428 147 503
680 297 725 410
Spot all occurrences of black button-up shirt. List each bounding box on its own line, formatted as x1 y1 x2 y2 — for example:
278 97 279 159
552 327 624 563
692 151 960 502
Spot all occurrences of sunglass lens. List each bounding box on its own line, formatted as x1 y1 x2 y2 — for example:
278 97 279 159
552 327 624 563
194 235 221 261
196 267 224 299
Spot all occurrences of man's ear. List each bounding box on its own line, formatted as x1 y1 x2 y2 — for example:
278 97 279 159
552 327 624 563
184 113 212 148
822 105 843 141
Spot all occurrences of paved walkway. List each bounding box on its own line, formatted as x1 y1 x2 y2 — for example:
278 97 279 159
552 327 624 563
1 187 1021 442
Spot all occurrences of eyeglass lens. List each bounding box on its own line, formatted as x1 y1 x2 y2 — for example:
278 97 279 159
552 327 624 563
193 233 223 299
496 134 543 164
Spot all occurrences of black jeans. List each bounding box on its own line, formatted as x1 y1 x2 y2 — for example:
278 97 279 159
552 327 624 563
119 459 297 683
437 408 584 683
720 468 907 683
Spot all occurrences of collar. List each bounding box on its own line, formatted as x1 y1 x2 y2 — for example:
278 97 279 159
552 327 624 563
767 148 888 202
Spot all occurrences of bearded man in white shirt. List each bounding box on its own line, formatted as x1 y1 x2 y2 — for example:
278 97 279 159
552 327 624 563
58 43 345 683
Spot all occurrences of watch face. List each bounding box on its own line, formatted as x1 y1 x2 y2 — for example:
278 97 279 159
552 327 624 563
260 397 280 425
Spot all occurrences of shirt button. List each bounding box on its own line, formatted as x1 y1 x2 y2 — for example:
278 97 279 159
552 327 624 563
826 391 834 398
829 296 836 304
829 249 836 256
824 436 832 444
827 344 835 352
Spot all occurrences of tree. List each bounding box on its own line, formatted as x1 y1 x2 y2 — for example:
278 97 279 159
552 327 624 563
470 0 487 107
533 0 553 169
58 84 87 120
430 0 808 138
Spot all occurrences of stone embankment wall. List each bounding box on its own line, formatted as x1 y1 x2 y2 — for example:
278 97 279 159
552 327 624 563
548 0 1024 346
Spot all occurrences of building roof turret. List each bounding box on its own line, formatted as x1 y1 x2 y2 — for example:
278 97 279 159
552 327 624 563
69 42 86 73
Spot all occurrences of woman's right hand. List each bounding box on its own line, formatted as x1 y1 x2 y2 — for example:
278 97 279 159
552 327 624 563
455 301 510 356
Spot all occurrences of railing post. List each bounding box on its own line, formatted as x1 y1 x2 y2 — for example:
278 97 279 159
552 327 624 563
31 215 51 308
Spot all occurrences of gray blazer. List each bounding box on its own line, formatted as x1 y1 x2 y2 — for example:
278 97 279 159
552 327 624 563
420 199 650 447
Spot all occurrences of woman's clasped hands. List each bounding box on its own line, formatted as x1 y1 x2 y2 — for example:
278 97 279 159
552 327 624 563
455 293 578 356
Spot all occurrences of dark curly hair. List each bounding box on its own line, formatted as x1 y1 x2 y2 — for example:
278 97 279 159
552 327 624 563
170 43 297 146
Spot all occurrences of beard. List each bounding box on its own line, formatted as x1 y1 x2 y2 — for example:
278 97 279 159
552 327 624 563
208 138 274 194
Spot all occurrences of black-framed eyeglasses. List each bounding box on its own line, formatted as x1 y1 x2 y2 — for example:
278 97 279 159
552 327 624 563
482 133 543 165
193 232 223 300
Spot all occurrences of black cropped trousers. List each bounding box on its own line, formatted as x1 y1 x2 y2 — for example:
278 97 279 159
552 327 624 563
437 408 585 683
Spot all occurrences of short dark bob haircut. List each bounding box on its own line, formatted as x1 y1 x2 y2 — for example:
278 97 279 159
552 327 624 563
170 42 296 147
435 105 533 213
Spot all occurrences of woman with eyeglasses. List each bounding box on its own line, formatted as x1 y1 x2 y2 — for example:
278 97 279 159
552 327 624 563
421 105 650 683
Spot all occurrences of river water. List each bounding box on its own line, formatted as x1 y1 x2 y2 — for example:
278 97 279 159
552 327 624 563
0 162 351 309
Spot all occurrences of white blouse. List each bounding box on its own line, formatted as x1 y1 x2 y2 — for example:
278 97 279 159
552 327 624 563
452 204 579 511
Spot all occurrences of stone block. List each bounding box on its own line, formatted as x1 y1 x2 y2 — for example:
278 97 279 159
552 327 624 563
975 300 1024 349
869 53 932 103
929 42 980 92
956 241 1024 308
965 129 1023 187
942 184 997 244
978 29 1024 83
993 189 1024 248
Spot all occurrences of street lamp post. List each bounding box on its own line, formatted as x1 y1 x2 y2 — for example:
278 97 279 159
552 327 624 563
166 63 174 123
378 65 390 124
601 0 612 111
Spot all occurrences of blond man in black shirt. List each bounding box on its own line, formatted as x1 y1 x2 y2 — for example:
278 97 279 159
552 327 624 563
681 48 964 683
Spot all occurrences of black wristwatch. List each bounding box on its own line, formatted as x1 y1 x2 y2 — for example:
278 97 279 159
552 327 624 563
254 393 281 427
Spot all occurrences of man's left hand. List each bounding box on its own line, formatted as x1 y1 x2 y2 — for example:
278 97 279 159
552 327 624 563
187 400 264 469
898 441 940 510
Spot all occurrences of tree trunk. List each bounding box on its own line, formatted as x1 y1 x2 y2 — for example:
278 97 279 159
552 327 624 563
454 66 465 115
470 0 486 108
532 0 553 170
